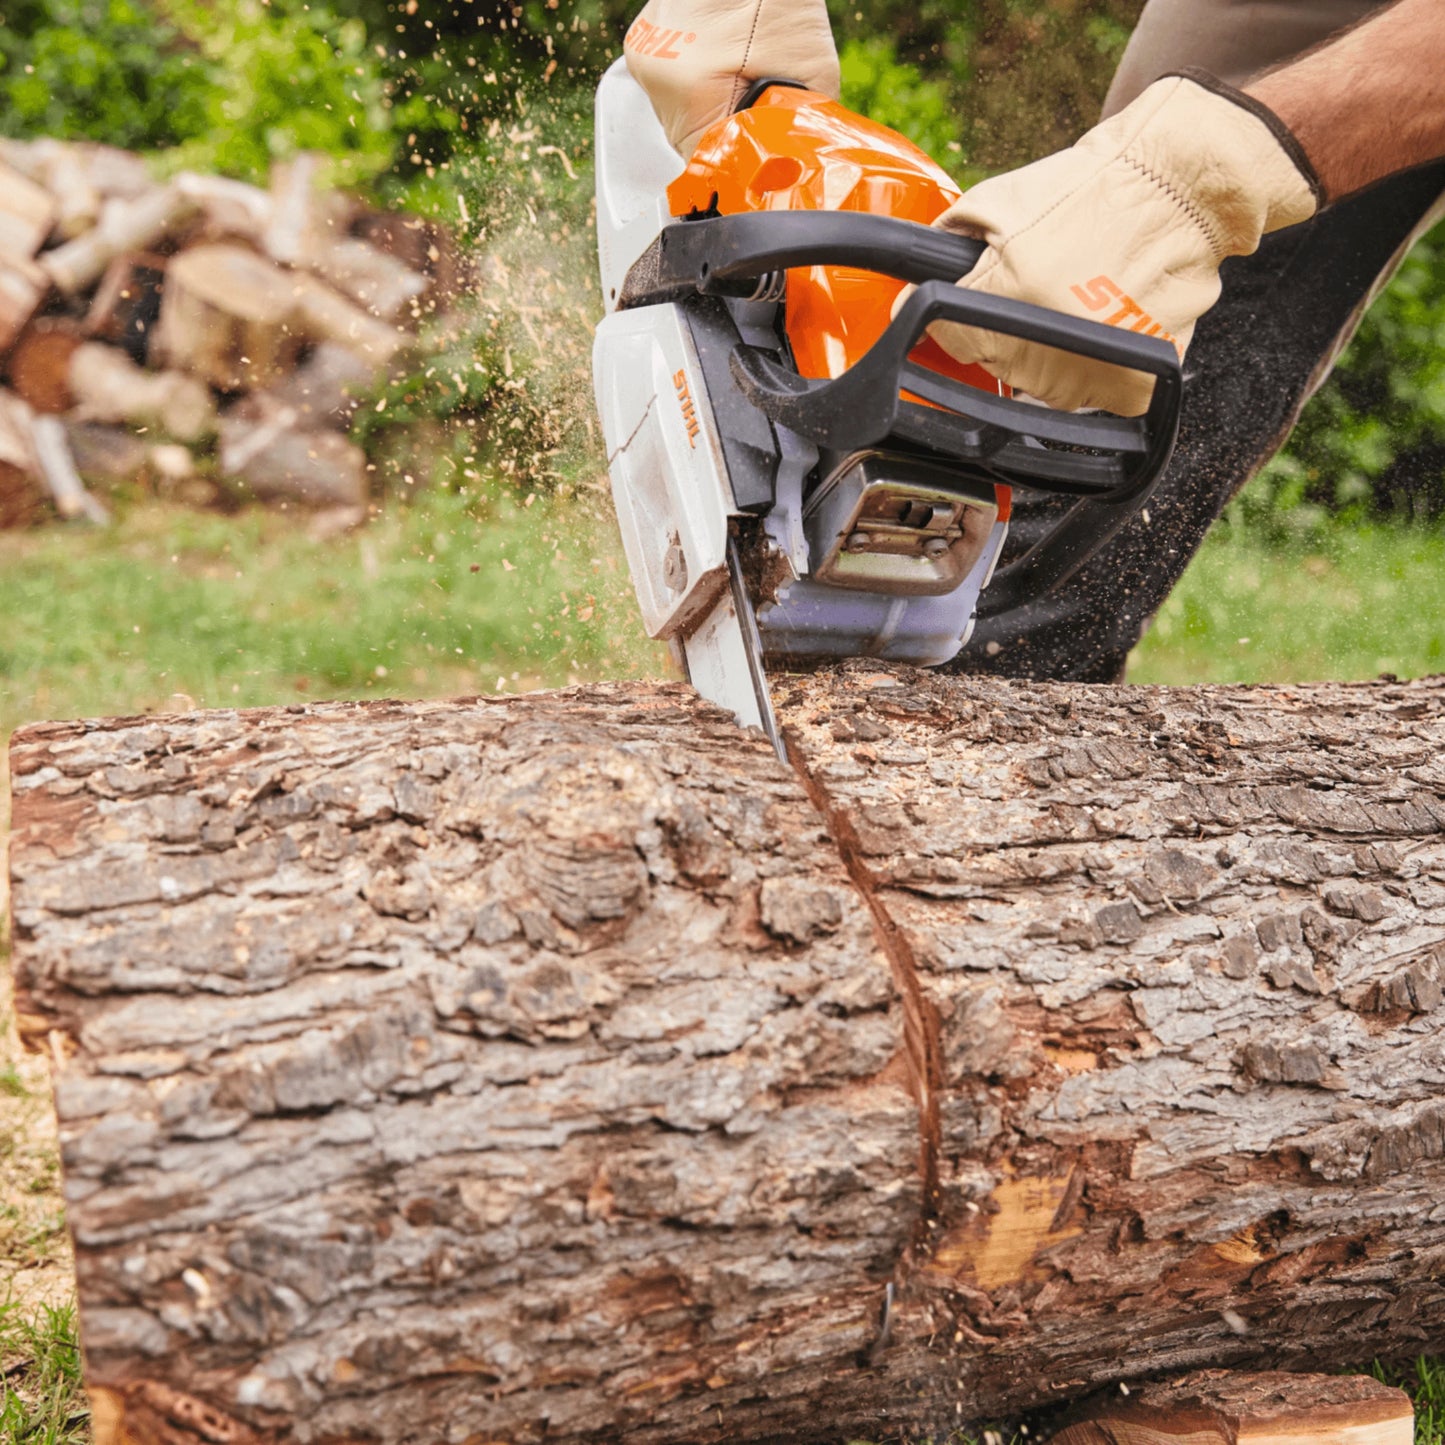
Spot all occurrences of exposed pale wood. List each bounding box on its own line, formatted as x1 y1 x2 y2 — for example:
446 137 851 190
30 412 109 524
0 161 57 261
152 243 304 391
2 140 156 203
174 172 272 246
69 340 216 443
42 186 199 296
0 255 49 356
1048 1369 1414 1444
4 319 83 413
219 397 367 507
263 152 327 266
291 270 405 364
0 385 45 527
311 236 429 321
84 253 168 362
9 670 1445 1443
28 139 103 240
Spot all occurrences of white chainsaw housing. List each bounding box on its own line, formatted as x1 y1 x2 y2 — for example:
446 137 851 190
593 304 735 641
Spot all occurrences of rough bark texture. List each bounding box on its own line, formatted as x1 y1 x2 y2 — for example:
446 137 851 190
8 667 1445 1445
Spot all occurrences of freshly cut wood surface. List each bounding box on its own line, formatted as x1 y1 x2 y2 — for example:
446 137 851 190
0 255 47 354
9 668 1445 1444
153 243 304 391
69 341 217 443
0 385 45 527
41 185 198 296
0 161 57 260
1050 1369 1414 1444
5 318 83 413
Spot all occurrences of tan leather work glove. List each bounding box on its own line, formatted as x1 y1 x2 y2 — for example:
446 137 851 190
624 0 840 159
929 72 1322 415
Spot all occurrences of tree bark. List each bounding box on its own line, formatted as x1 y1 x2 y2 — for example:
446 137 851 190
8 668 1445 1445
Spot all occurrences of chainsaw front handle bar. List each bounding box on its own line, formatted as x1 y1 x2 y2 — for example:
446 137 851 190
619 210 1184 615
622 209 990 298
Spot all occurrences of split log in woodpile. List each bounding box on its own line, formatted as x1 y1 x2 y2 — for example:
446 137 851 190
8 665 1445 1443
0 138 458 529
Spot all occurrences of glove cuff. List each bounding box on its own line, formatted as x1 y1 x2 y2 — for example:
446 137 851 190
1167 67 1326 210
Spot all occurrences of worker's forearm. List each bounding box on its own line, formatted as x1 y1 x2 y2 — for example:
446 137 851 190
1246 0 1445 202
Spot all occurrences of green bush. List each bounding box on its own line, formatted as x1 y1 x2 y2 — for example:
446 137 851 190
0 0 212 147
838 37 962 163
159 0 396 183
1243 223 1445 534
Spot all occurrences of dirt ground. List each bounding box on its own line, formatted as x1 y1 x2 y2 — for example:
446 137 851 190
0 750 76 1313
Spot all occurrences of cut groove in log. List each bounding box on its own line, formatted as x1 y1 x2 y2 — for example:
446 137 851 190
8 668 1445 1444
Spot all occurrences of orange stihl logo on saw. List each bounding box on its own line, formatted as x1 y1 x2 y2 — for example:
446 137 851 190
1071 275 1180 352
626 19 697 58
674 369 700 448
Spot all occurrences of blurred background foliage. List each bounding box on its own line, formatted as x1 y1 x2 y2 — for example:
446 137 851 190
1 0 1444 534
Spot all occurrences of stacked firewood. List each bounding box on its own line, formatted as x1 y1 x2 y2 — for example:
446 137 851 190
0 141 460 529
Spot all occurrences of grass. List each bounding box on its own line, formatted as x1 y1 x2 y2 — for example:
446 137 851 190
1130 521 1445 684
0 1297 88 1444
0 487 667 739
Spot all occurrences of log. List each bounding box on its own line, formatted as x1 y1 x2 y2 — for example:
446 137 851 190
1049 1370 1414 1444
290 270 406 365
26 138 103 240
218 397 367 507
68 340 217 443
42 186 199 297
0 385 46 526
263 152 328 266
1 139 156 203
0 255 50 358
63 420 151 486
30 412 110 524
308 237 429 323
5 318 83 413
152 243 305 391
85 252 168 364
174 172 273 247
0 160 57 260
263 340 376 429
8 668 1445 1444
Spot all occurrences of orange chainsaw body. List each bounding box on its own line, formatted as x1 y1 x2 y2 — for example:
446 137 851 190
667 84 1010 519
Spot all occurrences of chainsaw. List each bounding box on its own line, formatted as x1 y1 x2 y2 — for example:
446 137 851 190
592 60 1182 758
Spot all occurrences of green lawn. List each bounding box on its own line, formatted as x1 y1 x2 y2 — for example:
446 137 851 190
0 490 666 739
1131 522 1445 685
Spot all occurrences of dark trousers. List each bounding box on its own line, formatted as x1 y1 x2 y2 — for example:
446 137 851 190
946 0 1445 682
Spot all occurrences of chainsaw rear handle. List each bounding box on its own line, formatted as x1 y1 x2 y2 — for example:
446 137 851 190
727 275 1182 614
731 276 1181 500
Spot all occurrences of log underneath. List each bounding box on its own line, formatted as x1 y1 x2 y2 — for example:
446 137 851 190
9 668 1445 1444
